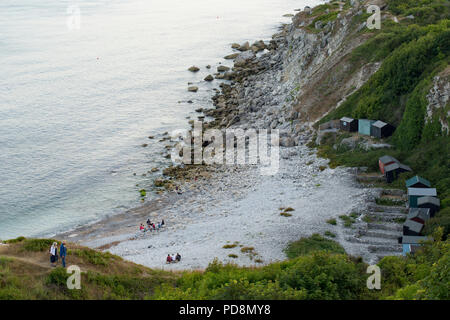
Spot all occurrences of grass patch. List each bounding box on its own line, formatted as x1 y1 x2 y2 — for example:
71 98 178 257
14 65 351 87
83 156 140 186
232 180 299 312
280 212 292 217
223 244 237 249
324 231 336 238
228 254 238 259
326 218 337 225
285 234 345 259
339 215 356 228
240 247 255 254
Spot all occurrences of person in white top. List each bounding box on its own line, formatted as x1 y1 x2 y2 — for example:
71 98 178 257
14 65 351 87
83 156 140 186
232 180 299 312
49 242 58 267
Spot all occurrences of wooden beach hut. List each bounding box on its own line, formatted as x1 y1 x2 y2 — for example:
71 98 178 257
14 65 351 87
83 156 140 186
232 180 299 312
340 117 358 132
385 163 412 183
418 196 441 217
378 155 399 174
358 119 376 136
407 188 437 208
405 176 431 189
400 236 430 255
403 219 425 236
407 208 431 224
370 121 395 138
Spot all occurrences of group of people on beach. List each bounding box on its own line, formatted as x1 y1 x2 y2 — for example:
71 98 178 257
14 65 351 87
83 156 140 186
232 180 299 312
140 218 165 232
49 240 67 268
166 253 181 264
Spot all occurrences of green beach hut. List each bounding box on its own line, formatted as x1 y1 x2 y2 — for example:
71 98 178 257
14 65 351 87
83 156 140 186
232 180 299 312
358 119 376 136
405 176 431 189
407 188 437 208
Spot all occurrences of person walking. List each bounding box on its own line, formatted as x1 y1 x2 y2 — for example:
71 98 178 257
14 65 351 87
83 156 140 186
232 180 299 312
60 240 67 268
49 242 58 267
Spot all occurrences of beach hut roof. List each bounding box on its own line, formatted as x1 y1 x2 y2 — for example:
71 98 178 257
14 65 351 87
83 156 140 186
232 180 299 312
340 116 354 122
372 120 388 128
407 188 437 197
404 219 425 233
406 175 431 188
379 155 399 165
407 208 430 222
402 235 429 244
417 196 440 206
385 162 412 172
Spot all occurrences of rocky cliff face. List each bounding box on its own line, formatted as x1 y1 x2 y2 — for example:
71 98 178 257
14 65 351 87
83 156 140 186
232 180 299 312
426 67 450 134
205 0 387 147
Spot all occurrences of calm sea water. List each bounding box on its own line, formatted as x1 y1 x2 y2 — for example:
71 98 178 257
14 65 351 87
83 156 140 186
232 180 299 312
0 0 320 239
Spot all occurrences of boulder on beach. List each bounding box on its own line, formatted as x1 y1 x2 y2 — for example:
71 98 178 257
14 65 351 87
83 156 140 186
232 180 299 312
231 43 240 49
234 51 255 67
188 86 199 92
237 41 250 51
188 66 200 72
204 74 214 81
224 53 239 60
217 65 230 72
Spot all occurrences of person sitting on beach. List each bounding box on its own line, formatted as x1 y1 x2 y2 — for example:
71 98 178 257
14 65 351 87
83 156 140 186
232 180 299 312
166 254 172 264
147 219 151 226
161 219 165 227
176 253 181 262
171 254 176 262
152 223 156 230
140 223 145 232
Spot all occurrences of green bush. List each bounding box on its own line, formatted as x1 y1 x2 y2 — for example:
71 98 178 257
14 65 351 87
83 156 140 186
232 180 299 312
73 248 113 266
23 239 58 252
284 234 345 259
46 267 69 287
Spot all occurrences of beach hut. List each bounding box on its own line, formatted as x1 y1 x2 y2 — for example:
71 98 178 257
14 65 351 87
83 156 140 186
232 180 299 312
418 196 440 217
407 208 431 224
407 188 437 208
405 176 431 189
403 219 425 236
370 121 395 139
340 117 358 132
384 163 412 183
358 119 376 136
400 236 430 255
378 155 399 174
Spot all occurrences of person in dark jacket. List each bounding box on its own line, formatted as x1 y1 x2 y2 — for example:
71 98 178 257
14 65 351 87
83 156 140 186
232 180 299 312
60 241 67 268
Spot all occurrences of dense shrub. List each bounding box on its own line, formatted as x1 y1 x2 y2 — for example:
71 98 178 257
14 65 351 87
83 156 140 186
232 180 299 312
284 234 345 259
23 239 58 252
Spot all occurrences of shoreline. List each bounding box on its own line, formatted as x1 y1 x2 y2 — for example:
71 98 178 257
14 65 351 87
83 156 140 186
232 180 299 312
55 2 390 270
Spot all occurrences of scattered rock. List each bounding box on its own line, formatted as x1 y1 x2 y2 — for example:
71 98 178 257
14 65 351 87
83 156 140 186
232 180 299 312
217 65 230 72
237 41 250 51
224 53 239 60
188 86 199 92
204 75 214 82
188 66 200 72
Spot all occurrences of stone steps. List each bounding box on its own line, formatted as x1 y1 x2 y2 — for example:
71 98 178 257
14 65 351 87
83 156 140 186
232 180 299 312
368 244 402 253
364 230 400 240
345 236 398 246
366 211 406 222
367 222 403 232
368 204 407 213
